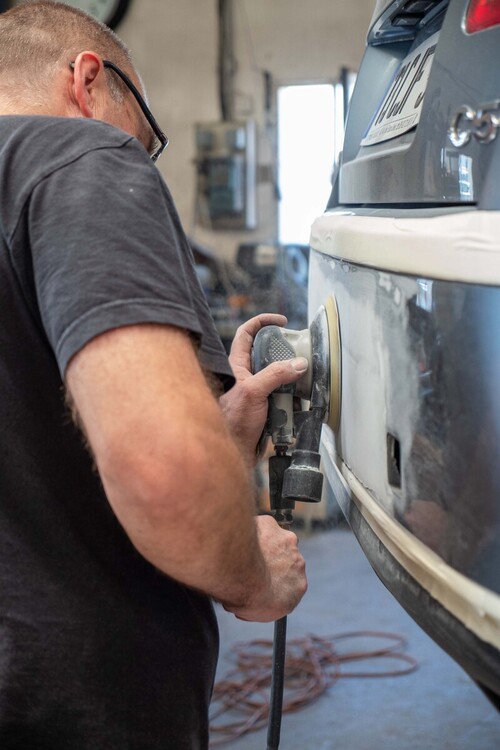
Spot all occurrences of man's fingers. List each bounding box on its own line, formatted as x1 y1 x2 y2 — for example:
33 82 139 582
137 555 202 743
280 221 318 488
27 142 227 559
249 356 309 399
236 313 288 339
230 314 288 366
224 514 308 622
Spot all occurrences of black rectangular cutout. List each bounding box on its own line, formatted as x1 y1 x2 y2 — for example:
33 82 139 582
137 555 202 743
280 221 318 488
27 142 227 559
387 433 402 488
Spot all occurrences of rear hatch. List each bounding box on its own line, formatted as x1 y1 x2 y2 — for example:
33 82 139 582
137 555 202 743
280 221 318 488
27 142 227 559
336 0 500 208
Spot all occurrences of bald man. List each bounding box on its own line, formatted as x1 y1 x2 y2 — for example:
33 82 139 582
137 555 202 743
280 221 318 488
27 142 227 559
0 2 307 748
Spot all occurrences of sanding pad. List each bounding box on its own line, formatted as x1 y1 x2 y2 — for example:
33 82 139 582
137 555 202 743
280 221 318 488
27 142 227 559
324 295 341 432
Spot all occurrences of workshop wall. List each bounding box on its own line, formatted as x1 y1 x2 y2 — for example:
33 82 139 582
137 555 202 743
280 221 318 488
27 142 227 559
119 0 374 260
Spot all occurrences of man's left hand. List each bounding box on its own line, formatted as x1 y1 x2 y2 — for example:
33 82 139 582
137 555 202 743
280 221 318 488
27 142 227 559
220 313 308 463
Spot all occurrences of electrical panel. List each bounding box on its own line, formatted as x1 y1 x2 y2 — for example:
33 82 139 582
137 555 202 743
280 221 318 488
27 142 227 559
195 120 256 231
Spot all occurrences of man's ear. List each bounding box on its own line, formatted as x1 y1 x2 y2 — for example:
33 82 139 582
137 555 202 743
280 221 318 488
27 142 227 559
70 51 105 119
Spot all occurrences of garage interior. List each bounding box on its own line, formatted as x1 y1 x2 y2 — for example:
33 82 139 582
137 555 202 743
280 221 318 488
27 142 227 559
26 0 498 747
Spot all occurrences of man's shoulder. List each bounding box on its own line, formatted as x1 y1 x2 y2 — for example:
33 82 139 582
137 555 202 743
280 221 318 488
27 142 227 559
0 115 153 241
0 114 136 164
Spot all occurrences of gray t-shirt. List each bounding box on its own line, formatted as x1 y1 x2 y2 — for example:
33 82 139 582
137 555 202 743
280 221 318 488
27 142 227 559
0 115 231 749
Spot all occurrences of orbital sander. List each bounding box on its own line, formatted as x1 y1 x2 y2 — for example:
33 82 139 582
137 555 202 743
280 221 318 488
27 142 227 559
251 297 341 749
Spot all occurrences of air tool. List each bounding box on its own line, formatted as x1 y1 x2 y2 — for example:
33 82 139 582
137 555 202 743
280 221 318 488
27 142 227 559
251 297 341 750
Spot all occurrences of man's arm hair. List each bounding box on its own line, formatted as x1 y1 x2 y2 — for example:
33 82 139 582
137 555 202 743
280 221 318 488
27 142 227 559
65 323 267 609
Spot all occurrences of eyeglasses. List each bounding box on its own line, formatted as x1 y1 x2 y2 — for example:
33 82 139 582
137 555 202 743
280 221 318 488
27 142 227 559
103 60 168 162
69 60 169 162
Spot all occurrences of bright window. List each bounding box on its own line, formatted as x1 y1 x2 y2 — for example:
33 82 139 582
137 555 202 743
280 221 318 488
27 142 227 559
277 83 342 245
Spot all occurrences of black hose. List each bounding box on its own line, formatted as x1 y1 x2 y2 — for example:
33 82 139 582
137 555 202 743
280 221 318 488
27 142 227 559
266 615 288 750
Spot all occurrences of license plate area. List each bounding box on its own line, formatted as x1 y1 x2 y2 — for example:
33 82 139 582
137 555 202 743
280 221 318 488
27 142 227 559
361 31 439 147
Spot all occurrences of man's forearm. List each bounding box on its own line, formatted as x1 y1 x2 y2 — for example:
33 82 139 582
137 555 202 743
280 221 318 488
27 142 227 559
66 322 306 622
97 419 270 610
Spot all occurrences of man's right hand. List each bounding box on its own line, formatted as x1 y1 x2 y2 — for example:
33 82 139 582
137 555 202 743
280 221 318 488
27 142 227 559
222 515 307 623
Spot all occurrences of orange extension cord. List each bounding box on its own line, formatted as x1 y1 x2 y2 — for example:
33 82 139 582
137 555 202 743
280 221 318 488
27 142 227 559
209 630 418 746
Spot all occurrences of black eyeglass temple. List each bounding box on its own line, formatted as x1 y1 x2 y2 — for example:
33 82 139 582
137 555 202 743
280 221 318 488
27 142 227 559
69 60 168 161
103 60 168 161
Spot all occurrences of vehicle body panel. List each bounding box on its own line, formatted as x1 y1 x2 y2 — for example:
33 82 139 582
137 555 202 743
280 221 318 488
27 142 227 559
310 0 500 702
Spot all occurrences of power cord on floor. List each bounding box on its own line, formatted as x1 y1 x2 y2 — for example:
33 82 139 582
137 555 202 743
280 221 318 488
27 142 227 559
209 630 418 746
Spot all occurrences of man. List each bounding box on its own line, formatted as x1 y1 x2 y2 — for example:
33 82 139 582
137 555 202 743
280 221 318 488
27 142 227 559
0 2 307 748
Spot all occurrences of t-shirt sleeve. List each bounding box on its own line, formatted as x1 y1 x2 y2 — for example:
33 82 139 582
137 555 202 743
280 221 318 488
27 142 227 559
23 139 234 389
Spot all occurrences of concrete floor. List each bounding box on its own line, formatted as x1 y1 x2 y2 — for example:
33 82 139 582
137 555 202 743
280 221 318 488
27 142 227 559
212 528 500 749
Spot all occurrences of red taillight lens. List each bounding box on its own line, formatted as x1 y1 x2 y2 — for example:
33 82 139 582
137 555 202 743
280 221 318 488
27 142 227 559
465 0 500 33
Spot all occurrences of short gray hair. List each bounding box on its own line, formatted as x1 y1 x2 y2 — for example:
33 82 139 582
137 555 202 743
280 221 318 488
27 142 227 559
0 1 134 103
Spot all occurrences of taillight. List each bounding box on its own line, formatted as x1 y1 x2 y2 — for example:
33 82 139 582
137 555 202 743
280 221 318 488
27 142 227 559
465 0 500 33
